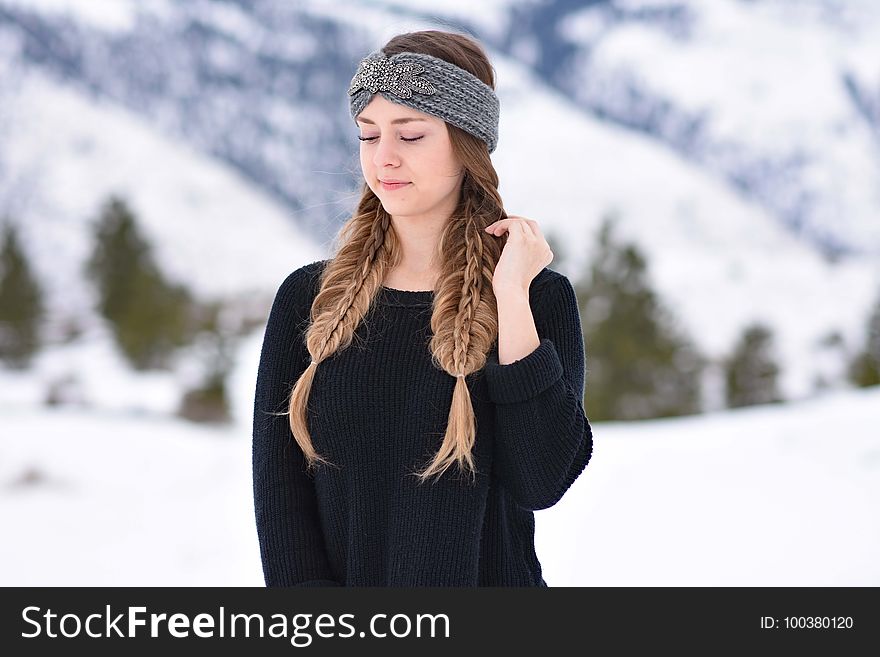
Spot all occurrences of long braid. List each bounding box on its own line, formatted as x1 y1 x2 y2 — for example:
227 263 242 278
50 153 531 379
414 188 501 484
288 198 399 472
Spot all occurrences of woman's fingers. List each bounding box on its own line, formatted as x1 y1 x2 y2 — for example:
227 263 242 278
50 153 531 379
484 216 541 237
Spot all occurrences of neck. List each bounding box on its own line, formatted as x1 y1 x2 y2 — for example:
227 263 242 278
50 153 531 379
389 213 446 278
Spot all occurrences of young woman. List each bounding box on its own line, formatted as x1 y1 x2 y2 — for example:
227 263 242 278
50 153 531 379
253 29 592 587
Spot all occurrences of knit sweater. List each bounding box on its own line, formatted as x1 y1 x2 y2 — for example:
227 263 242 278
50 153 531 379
252 259 593 587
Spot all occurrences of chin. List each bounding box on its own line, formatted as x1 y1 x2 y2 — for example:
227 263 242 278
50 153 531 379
381 203 409 215
380 196 411 207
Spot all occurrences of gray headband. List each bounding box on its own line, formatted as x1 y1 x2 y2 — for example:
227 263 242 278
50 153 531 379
348 49 500 153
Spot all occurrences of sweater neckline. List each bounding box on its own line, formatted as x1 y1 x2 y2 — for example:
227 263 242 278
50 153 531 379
379 286 434 306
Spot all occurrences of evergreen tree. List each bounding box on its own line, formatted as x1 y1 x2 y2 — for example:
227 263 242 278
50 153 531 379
0 220 45 368
84 195 195 370
848 286 880 387
578 213 704 421
723 322 783 408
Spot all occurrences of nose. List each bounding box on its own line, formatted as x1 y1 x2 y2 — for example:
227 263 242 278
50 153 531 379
372 136 401 168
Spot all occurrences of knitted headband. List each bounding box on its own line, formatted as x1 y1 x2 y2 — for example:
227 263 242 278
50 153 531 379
348 49 500 153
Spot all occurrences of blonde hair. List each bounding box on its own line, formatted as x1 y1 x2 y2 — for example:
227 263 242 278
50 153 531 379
289 30 507 485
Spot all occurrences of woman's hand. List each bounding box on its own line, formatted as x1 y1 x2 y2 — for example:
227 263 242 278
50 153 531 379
484 215 554 295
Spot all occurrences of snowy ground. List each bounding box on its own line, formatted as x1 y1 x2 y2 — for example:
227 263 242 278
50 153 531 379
538 384 880 587
2 370 877 586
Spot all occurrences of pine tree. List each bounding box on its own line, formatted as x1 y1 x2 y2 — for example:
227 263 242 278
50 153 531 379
578 213 704 421
723 322 783 408
84 195 196 370
0 220 45 368
848 286 880 387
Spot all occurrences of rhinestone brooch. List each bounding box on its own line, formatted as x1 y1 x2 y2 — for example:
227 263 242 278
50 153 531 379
348 56 437 99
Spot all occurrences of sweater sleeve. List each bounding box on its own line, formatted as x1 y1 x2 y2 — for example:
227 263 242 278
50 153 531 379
252 266 341 587
483 272 593 511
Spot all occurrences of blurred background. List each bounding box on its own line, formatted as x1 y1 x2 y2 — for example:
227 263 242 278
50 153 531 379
1 0 878 586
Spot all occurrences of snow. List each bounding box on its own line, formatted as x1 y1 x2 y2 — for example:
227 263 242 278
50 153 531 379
2 66 324 336
2 370 877 586
564 0 880 255
0 405 256 586
338 0 537 42
537 385 880 586
0 0 139 32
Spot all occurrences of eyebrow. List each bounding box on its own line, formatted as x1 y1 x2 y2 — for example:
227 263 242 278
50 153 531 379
356 116 428 125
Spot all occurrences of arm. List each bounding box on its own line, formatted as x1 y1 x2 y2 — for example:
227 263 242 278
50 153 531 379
484 273 593 511
252 267 341 587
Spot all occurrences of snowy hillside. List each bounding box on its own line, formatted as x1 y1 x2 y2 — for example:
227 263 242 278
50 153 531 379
2 358 877 586
3 0 880 258
558 0 880 258
0 0 371 240
538 383 880 587
0 62 324 336
391 0 880 259
0 0 878 407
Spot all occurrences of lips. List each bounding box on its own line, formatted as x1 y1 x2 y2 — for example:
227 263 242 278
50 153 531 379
380 180 410 190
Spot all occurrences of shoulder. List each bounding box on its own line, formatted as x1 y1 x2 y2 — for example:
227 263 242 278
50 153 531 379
277 258 330 302
528 266 573 299
266 259 331 331
527 266 580 325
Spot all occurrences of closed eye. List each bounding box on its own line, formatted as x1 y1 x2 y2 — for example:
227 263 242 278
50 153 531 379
358 136 423 143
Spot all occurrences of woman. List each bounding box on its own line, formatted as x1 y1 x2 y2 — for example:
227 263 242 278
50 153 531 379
253 29 592 587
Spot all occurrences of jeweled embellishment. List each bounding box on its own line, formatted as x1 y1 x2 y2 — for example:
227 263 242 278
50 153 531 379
348 56 437 99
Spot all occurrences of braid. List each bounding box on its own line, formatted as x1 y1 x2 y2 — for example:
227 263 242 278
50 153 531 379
287 199 399 472
413 194 501 485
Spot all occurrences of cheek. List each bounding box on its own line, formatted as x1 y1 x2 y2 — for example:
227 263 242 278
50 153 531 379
360 155 378 189
418 152 456 180
435 153 462 180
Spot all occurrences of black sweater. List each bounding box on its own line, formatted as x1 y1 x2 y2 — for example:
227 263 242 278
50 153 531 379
252 259 593 586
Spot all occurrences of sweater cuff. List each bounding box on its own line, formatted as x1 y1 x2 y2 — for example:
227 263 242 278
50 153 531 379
484 338 564 405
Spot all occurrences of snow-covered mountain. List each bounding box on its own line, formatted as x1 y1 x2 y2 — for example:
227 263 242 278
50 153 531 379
0 0 878 408
3 0 879 256
402 0 880 259
1 63 324 321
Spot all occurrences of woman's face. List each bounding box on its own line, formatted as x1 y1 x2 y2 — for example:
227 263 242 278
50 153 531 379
357 95 464 224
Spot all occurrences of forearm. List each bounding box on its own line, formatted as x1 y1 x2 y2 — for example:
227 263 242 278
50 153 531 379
494 285 540 365
485 275 593 511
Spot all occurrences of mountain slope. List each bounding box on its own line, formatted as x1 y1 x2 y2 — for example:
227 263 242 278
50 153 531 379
2 63 323 337
0 0 877 404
